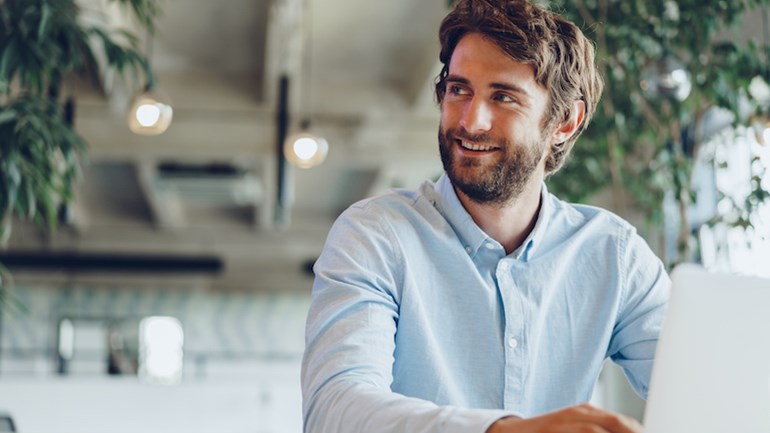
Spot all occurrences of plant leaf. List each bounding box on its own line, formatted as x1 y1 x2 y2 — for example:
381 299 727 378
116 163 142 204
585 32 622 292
0 108 17 125
37 1 52 42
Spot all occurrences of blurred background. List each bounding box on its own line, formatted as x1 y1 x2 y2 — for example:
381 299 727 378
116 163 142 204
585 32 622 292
1 0 770 432
1 1 445 432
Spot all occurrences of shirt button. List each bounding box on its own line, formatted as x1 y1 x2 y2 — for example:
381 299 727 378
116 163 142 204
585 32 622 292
499 261 509 272
485 242 496 250
508 337 518 349
465 246 472 254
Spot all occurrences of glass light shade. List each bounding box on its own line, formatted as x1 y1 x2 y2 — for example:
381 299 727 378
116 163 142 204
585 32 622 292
284 132 329 168
640 55 692 102
127 89 173 135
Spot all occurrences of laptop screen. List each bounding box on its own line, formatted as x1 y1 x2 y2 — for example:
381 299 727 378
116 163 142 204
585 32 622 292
643 264 770 433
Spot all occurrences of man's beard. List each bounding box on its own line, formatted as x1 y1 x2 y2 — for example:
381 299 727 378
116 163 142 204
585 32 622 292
438 124 546 206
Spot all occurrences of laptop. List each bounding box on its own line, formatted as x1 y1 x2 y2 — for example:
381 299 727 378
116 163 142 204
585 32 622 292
643 264 770 433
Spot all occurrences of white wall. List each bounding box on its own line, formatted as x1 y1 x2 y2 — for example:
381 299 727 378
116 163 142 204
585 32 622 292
0 360 302 433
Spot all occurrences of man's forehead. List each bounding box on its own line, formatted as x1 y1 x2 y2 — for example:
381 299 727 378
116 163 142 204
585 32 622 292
448 33 541 94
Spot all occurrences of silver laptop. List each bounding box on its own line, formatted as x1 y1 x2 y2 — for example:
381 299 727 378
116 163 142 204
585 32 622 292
643 264 770 433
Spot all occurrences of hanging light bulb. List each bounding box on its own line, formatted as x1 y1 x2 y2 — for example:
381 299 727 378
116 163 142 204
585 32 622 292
640 54 692 102
279 0 329 170
128 39 173 135
284 130 328 168
127 85 173 135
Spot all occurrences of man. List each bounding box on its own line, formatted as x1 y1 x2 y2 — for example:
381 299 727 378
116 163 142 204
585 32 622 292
301 1 670 432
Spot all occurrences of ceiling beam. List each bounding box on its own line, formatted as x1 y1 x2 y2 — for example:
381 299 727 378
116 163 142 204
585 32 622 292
135 161 187 230
263 0 305 111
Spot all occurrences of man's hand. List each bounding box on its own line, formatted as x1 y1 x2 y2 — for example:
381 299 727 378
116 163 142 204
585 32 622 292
487 403 643 433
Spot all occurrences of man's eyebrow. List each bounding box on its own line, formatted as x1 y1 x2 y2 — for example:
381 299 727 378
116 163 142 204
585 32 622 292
490 82 531 99
445 74 469 85
446 74 532 99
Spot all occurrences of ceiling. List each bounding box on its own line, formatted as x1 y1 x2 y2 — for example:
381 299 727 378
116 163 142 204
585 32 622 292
7 0 450 291
8 1 766 291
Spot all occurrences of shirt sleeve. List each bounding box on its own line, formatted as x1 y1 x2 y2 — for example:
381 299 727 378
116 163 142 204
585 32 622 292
301 203 513 433
608 229 671 399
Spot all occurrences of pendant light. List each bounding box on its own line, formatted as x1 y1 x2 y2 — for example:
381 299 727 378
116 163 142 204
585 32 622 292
127 86 173 135
284 121 328 168
639 2 691 103
127 34 173 136
640 53 692 102
283 0 328 168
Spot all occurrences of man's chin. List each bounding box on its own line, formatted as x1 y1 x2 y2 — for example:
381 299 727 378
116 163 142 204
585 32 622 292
455 183 508 206
448 171 503 201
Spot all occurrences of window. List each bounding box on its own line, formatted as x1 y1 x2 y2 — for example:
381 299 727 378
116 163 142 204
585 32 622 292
139 316 184 384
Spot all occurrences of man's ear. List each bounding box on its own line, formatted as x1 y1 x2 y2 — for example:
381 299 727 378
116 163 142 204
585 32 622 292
550 100 586 144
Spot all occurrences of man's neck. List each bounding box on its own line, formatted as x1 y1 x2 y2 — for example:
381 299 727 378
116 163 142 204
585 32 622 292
456 178 543 255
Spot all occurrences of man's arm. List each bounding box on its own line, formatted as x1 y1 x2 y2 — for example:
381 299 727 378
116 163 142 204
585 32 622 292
486 404 642 433
301 203 512 433
608 230 671 398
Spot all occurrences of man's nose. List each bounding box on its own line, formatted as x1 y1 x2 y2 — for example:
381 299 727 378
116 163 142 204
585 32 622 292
460 98 492 133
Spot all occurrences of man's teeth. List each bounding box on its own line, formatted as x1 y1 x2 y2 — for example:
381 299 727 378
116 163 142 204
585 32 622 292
460 140 495 151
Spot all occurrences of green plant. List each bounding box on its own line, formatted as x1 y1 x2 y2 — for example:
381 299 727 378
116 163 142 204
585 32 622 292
0 0 162 303
546 0 770 266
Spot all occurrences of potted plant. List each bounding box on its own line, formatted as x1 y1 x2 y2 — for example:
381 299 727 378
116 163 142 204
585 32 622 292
0 0 162 304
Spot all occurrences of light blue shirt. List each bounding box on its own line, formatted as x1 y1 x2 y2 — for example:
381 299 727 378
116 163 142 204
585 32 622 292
302 174 670 433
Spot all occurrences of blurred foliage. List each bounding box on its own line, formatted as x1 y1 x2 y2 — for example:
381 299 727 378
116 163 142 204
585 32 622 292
545 0 769 264
0 0 162 301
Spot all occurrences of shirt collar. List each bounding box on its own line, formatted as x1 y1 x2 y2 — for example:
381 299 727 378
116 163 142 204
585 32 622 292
518 183 551 260
429 173 552 261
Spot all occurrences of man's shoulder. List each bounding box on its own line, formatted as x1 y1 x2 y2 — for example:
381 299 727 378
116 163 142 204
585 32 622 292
344 180 442 217
547 193 638 236
333 183 439 231
349 187 423 212
326 184 445 252
541 194 659 274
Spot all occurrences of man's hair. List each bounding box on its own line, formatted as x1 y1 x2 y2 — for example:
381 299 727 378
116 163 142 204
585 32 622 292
435 0 604 174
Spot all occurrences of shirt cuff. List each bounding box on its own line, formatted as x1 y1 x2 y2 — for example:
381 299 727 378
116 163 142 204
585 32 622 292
445 409 522 433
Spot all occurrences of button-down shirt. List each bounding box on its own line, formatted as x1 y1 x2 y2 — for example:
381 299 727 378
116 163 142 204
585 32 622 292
302 174 670 433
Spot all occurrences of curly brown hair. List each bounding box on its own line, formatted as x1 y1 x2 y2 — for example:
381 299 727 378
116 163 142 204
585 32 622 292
435 0 604 174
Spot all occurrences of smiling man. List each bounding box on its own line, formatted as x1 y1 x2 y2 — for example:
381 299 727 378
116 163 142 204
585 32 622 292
301 1 670 433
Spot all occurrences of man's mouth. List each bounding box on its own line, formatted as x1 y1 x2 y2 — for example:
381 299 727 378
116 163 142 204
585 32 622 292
457 139 497 152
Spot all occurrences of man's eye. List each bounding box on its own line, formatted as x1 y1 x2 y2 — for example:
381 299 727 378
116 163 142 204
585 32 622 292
449 85 467 95
494 93 516 103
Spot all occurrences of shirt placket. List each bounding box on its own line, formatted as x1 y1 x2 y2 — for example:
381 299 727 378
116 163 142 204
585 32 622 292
497 258 526 410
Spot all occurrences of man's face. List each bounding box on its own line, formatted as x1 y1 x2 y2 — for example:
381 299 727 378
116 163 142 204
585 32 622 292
439 32 555 206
